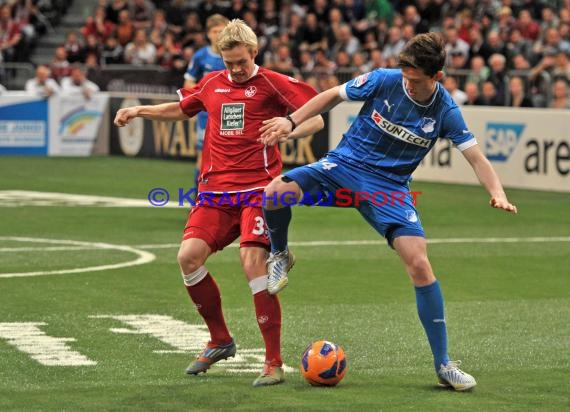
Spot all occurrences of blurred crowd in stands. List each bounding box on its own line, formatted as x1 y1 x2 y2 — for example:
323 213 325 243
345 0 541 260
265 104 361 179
1 0 569 108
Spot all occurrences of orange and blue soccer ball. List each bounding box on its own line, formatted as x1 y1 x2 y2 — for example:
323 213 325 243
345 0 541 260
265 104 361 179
300 340 347 386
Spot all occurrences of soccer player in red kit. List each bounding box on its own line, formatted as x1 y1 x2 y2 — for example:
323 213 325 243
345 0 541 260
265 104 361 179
114 19 323 387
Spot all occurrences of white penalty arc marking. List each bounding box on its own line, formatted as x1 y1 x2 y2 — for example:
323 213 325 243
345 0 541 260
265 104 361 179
0 237 155 279
134 236 570 250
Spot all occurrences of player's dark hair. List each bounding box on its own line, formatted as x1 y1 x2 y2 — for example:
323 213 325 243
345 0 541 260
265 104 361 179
398 32 446 77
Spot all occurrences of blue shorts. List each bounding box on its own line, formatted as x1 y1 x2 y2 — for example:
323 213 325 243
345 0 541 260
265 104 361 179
284 154 425 245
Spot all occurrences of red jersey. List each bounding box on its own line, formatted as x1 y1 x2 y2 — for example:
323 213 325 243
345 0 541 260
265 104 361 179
177 66 318 192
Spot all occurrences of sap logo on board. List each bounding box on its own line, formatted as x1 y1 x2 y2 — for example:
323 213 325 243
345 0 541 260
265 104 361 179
485 122 526 162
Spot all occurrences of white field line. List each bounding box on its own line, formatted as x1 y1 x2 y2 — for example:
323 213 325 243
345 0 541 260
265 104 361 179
0 237 155 279
133 236 570 250
1 236 568 279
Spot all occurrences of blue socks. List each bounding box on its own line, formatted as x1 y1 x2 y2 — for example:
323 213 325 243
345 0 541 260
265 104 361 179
262 207 292 254
415 280 450 371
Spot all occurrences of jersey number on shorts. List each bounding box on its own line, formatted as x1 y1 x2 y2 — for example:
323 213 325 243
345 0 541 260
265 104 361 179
252 216 265 235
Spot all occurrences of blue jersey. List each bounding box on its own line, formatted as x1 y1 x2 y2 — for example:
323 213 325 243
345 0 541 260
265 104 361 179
334 68 476 184
184 46 226 130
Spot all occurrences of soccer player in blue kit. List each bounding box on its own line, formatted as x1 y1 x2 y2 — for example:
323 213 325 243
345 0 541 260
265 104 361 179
184 14 229 191
258 32 517 391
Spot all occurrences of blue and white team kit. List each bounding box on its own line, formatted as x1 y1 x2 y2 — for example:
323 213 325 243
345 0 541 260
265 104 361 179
184 46 226 150
286 68 477 243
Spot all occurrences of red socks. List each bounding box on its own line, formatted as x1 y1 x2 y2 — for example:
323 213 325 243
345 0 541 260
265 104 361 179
185 273 232 346
254 290 282 367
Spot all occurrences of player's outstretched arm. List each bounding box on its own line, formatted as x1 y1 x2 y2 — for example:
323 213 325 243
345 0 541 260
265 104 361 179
114 102 187 127
259 86 343 143
258 115 324 146
461 145 518 214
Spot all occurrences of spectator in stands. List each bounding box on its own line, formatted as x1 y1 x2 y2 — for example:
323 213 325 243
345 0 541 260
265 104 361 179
511 53 532 70
319 7 344 48
552 49 570 83
25 64 60 98
402 4 429 34
331 23 361 58
297 49 315 74
559 23 570 53
439 0 464 21
401 23 416 43
515 9 540 42
361 29 380 55
506 28 534 68
487 53 509 105
155 31 182 70
148 9 170 38
101 35 124 65
481 30 507 63
81 6 115 42
130 0 154 30
479 80 503 106
12 0 38 60
368 48 385 70
443 75 468 105
50 46 71 82
382 26 405 61
457 9 479 44
496 6 515 34
83 33 102 65
313 48 336 74
308 0 330 24
299 12 325 52
0 3 23 63
178 12 203 48
507 75 533 107
529 46 558 82
115 9 135 47
60 64 100 100
124 29 156 65
351 50 370 74
105 0 129 25
410 0 442 27
549 79 570 109
464 81 482 105
63 30 84 64
316 72 340 92
533 27 563 63
334 50 352 71
448 50 469 72
265 43 295 73
444 26 470 67
466 55 490 89
539 6 559 32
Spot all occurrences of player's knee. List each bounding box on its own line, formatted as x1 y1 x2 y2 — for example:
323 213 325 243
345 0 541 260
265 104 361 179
264 175 299 209
406 255 434 284
177 249 205 274
240 253 267 278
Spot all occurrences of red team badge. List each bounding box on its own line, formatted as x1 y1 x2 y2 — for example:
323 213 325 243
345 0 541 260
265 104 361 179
245 86 257 97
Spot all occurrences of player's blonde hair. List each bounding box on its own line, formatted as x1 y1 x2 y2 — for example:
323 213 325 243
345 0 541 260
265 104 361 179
206 14 229 31
217 19 258 52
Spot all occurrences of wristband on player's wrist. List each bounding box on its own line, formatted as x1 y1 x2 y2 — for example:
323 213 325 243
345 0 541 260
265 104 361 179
286 114 297 131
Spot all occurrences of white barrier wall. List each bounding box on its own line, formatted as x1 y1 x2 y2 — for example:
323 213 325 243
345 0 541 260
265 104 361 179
330 104 570 192
0 92 109 156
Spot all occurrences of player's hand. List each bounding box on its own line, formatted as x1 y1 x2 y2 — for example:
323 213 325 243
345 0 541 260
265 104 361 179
258 117 292 146
114 107 139 127
490 195 518 214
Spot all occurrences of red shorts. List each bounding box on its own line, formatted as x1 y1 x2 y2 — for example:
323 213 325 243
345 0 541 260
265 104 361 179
182 192 270 251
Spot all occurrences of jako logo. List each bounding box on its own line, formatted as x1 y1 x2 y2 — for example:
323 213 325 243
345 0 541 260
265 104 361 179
485 123 526 162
